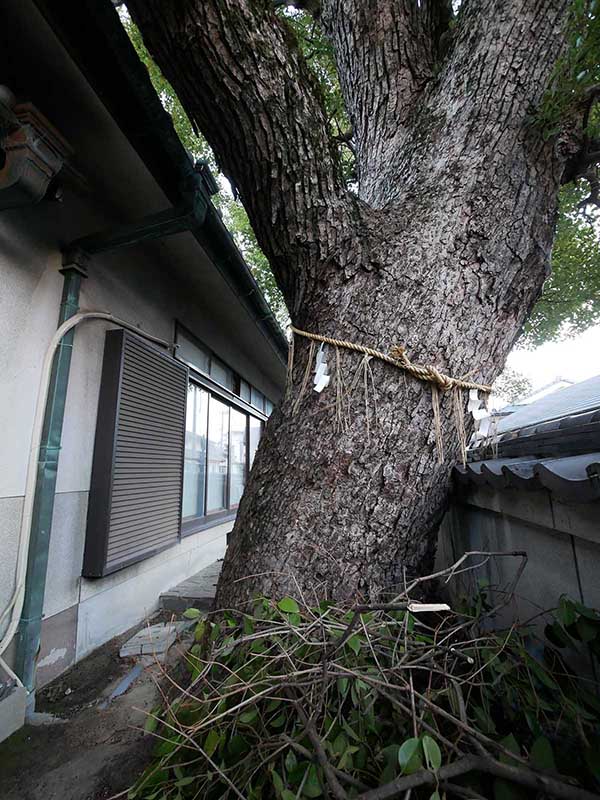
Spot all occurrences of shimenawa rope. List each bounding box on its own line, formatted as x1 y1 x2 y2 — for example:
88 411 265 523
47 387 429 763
290 326 492 393
288 326 491 466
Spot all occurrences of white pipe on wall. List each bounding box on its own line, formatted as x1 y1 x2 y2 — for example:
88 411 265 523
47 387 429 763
0 311 170 687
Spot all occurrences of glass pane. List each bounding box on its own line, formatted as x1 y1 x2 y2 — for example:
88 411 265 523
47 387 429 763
210 357 235 391
251 386 264 411
240 380 251 403
206 397 230 512
249 416 262 469
177 330 210 374
264 399 273 416
229 409 247 507
182 384 208 520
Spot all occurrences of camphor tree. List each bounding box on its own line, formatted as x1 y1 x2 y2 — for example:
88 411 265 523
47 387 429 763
127 0 600 606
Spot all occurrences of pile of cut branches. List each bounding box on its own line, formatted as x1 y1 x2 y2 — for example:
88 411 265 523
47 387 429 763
128 553 600 800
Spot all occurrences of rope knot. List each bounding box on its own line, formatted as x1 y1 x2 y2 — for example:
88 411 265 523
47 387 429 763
426 367 454 392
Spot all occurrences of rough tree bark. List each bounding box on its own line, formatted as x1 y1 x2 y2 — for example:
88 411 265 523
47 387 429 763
128 0 581 605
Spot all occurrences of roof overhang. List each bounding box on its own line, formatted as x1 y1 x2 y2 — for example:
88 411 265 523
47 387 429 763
31 0 288 365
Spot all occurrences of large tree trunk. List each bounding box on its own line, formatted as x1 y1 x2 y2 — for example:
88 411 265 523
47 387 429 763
128 0 580 605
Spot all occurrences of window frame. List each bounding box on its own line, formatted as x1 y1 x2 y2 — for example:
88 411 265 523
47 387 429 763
174 321 274 415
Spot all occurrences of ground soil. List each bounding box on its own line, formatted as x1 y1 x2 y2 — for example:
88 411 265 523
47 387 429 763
0 616 192 800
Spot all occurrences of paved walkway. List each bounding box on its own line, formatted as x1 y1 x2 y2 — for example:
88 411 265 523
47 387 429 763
160 559 222 613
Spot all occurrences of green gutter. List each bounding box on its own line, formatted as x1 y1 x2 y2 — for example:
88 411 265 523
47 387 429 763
15 263 85 695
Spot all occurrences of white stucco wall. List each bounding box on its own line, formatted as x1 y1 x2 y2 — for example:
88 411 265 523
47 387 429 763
0 151 283 687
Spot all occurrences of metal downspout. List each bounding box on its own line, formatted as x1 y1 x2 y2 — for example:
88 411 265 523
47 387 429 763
14 262 85 697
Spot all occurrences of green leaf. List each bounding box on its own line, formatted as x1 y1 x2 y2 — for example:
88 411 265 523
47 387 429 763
303 764 323 797
204 729 221 758
272 769 285 796
430 793 441 800
285 749 298 772
176 777 195 787
398 738 423 775
525 654 559 690
144 714 159 733
346 635 361 655
332 732 348 756
281 792 297 800
577 617 599 642
239 708 258 724
183 607 201 619
278 597 300 614
473 704 496 735
544 621 572 648
558 596 577 627
194 621 205 641
499 733 521 766
228 734 249 758
530 736 556 771
342 718 361 742
572 600 600 620
422 735 442 771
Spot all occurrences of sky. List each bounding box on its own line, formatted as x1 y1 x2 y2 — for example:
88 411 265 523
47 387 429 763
507 323 600 389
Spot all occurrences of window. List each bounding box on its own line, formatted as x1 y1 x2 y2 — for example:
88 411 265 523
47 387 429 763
175 324 275 413
240 380 251 403
182 377 266 532
177 329 210 375
249 416 262 468
182 385 208 520
251 386 265 412
210 357 235 391
206 397 230 513
230 409 247 506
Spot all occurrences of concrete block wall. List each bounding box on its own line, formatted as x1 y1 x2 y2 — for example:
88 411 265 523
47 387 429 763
438 485 600 637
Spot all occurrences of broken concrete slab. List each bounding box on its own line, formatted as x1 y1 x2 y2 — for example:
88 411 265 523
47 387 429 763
119 621 190 659
0 684 26 743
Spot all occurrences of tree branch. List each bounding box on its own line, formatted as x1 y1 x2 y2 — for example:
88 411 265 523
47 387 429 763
354 755 600 800
126 0 355 313
320 0 452 204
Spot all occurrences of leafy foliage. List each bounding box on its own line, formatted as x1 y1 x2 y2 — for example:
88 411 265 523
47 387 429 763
222 201 289 330
492 368 532 404
279 8 355 183
521 184 600 347
537 0 600 140
129 559 600 799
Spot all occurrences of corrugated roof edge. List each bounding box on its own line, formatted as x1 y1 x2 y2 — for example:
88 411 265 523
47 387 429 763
33 0 289 365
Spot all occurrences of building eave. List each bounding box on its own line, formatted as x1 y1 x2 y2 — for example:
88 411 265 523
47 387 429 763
32 0 289 365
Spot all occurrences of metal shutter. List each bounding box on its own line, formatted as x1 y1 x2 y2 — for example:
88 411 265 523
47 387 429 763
83 329 188 577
